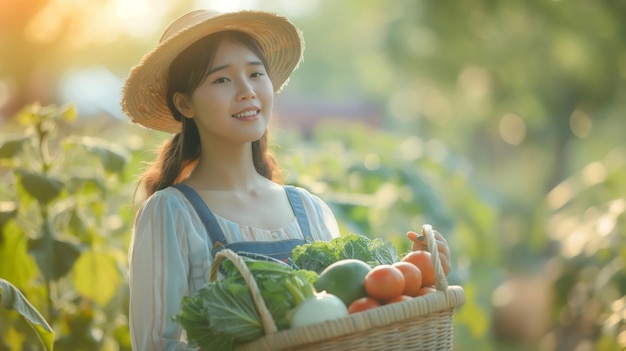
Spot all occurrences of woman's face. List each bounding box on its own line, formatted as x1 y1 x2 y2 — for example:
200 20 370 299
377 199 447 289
180 39 274 146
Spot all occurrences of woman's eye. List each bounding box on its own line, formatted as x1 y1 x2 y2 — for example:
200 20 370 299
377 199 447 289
213 77 229 84
251 72 265 78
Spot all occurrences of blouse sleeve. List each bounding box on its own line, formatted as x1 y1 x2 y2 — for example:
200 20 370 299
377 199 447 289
128 190 203 351
296 188 341 241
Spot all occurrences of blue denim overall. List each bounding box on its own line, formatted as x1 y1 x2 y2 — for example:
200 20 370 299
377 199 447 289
173 184 310 270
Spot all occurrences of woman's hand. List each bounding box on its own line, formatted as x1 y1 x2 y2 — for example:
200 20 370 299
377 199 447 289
407 227 451 276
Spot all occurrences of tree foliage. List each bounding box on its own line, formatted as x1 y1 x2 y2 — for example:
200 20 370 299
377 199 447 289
0 104 133 350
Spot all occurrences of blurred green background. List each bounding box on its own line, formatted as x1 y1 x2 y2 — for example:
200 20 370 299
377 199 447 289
1 0 625 350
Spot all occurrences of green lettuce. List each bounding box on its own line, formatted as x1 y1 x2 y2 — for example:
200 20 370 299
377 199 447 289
174 257 317 350
290 233 400 274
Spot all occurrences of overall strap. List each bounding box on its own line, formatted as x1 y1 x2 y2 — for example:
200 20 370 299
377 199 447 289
224 240 304 262
172 184 310 273
284 185 313 239
172 184 228 247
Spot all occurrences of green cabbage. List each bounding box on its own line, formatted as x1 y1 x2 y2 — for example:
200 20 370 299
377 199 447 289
174 257 318 350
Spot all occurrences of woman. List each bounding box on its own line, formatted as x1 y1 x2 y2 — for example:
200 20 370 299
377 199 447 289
121 9 450 350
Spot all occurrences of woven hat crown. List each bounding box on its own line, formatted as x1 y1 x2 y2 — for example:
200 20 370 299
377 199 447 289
121 9 304 133
160 10 221 43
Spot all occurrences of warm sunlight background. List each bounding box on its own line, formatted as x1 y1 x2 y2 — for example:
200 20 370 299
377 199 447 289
0 0 322 122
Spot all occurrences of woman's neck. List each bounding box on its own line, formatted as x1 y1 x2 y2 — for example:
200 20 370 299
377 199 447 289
184 142 266 191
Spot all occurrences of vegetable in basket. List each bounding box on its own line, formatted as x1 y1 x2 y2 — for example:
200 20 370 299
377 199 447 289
314 258 372 306
173 256 338 350
290 233 400 274
289 290 348 329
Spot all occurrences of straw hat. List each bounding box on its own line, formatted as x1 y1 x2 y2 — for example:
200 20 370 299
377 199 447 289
121 9 304 133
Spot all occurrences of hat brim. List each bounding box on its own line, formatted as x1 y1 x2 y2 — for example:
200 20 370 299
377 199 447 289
121 10 304 133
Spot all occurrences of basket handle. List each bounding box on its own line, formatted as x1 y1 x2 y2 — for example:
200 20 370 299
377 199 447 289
422 224 449 291
209 249 278 335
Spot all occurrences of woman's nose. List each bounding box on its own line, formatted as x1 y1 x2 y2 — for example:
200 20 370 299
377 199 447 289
236 80 256 101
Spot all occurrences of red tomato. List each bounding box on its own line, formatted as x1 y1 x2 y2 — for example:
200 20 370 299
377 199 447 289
417 286 437 296
348 297 382 314
364 265 405 301
392 262 423 297
385 295 413 304
401 251 435 287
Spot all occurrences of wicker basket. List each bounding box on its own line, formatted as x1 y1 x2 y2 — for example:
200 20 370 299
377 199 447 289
209 224 465 351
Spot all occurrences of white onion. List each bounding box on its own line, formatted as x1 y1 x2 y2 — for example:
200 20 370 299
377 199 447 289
290 291 349 329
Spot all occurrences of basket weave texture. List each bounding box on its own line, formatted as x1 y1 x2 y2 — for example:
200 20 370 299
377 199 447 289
208 225 465 351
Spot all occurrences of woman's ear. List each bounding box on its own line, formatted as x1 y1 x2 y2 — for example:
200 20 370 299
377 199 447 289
173 92 194 119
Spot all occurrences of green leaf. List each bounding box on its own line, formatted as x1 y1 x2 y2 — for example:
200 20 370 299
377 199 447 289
72 250 122 306
67 175 106 196
0 137 27 159
15 169 64 205
338 232 372 262
0 221 39 290
0 202 18 244
0 279 55 351
68 208 89 240
16 103 41 126
368 237 400 265
56 104 77 123
71 136 130 174
28 225 82 281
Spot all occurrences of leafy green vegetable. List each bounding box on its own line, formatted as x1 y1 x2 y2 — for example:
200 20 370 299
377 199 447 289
291 233 400 273
174 257 318 350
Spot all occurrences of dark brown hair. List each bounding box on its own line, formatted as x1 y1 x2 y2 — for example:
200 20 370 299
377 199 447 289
136 31 282 200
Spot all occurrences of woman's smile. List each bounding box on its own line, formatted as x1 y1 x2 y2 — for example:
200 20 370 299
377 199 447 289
232 107 261 120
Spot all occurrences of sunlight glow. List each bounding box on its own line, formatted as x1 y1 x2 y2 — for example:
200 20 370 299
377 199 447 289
399 136 424 161
196 0 260 12
611 296 625 313
569 109 592 138
597 199 626 237
458 65 491 101
499 113 526 145
194 0 320 17
114 0 172 38
581 161 606 186
596 214 616 237
115 0 150 18
562 226 589 258
617 329 626 348
548 214 577 241
492 280 514 307
22 0 173 49
547 180 573 210
610 199 626 215
0 80 10 110
24 2 64 44
374 183 399 209
364 153 381 171
550 198 625 259
608 296 626 347
0 202 17 212
107 214 124 231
